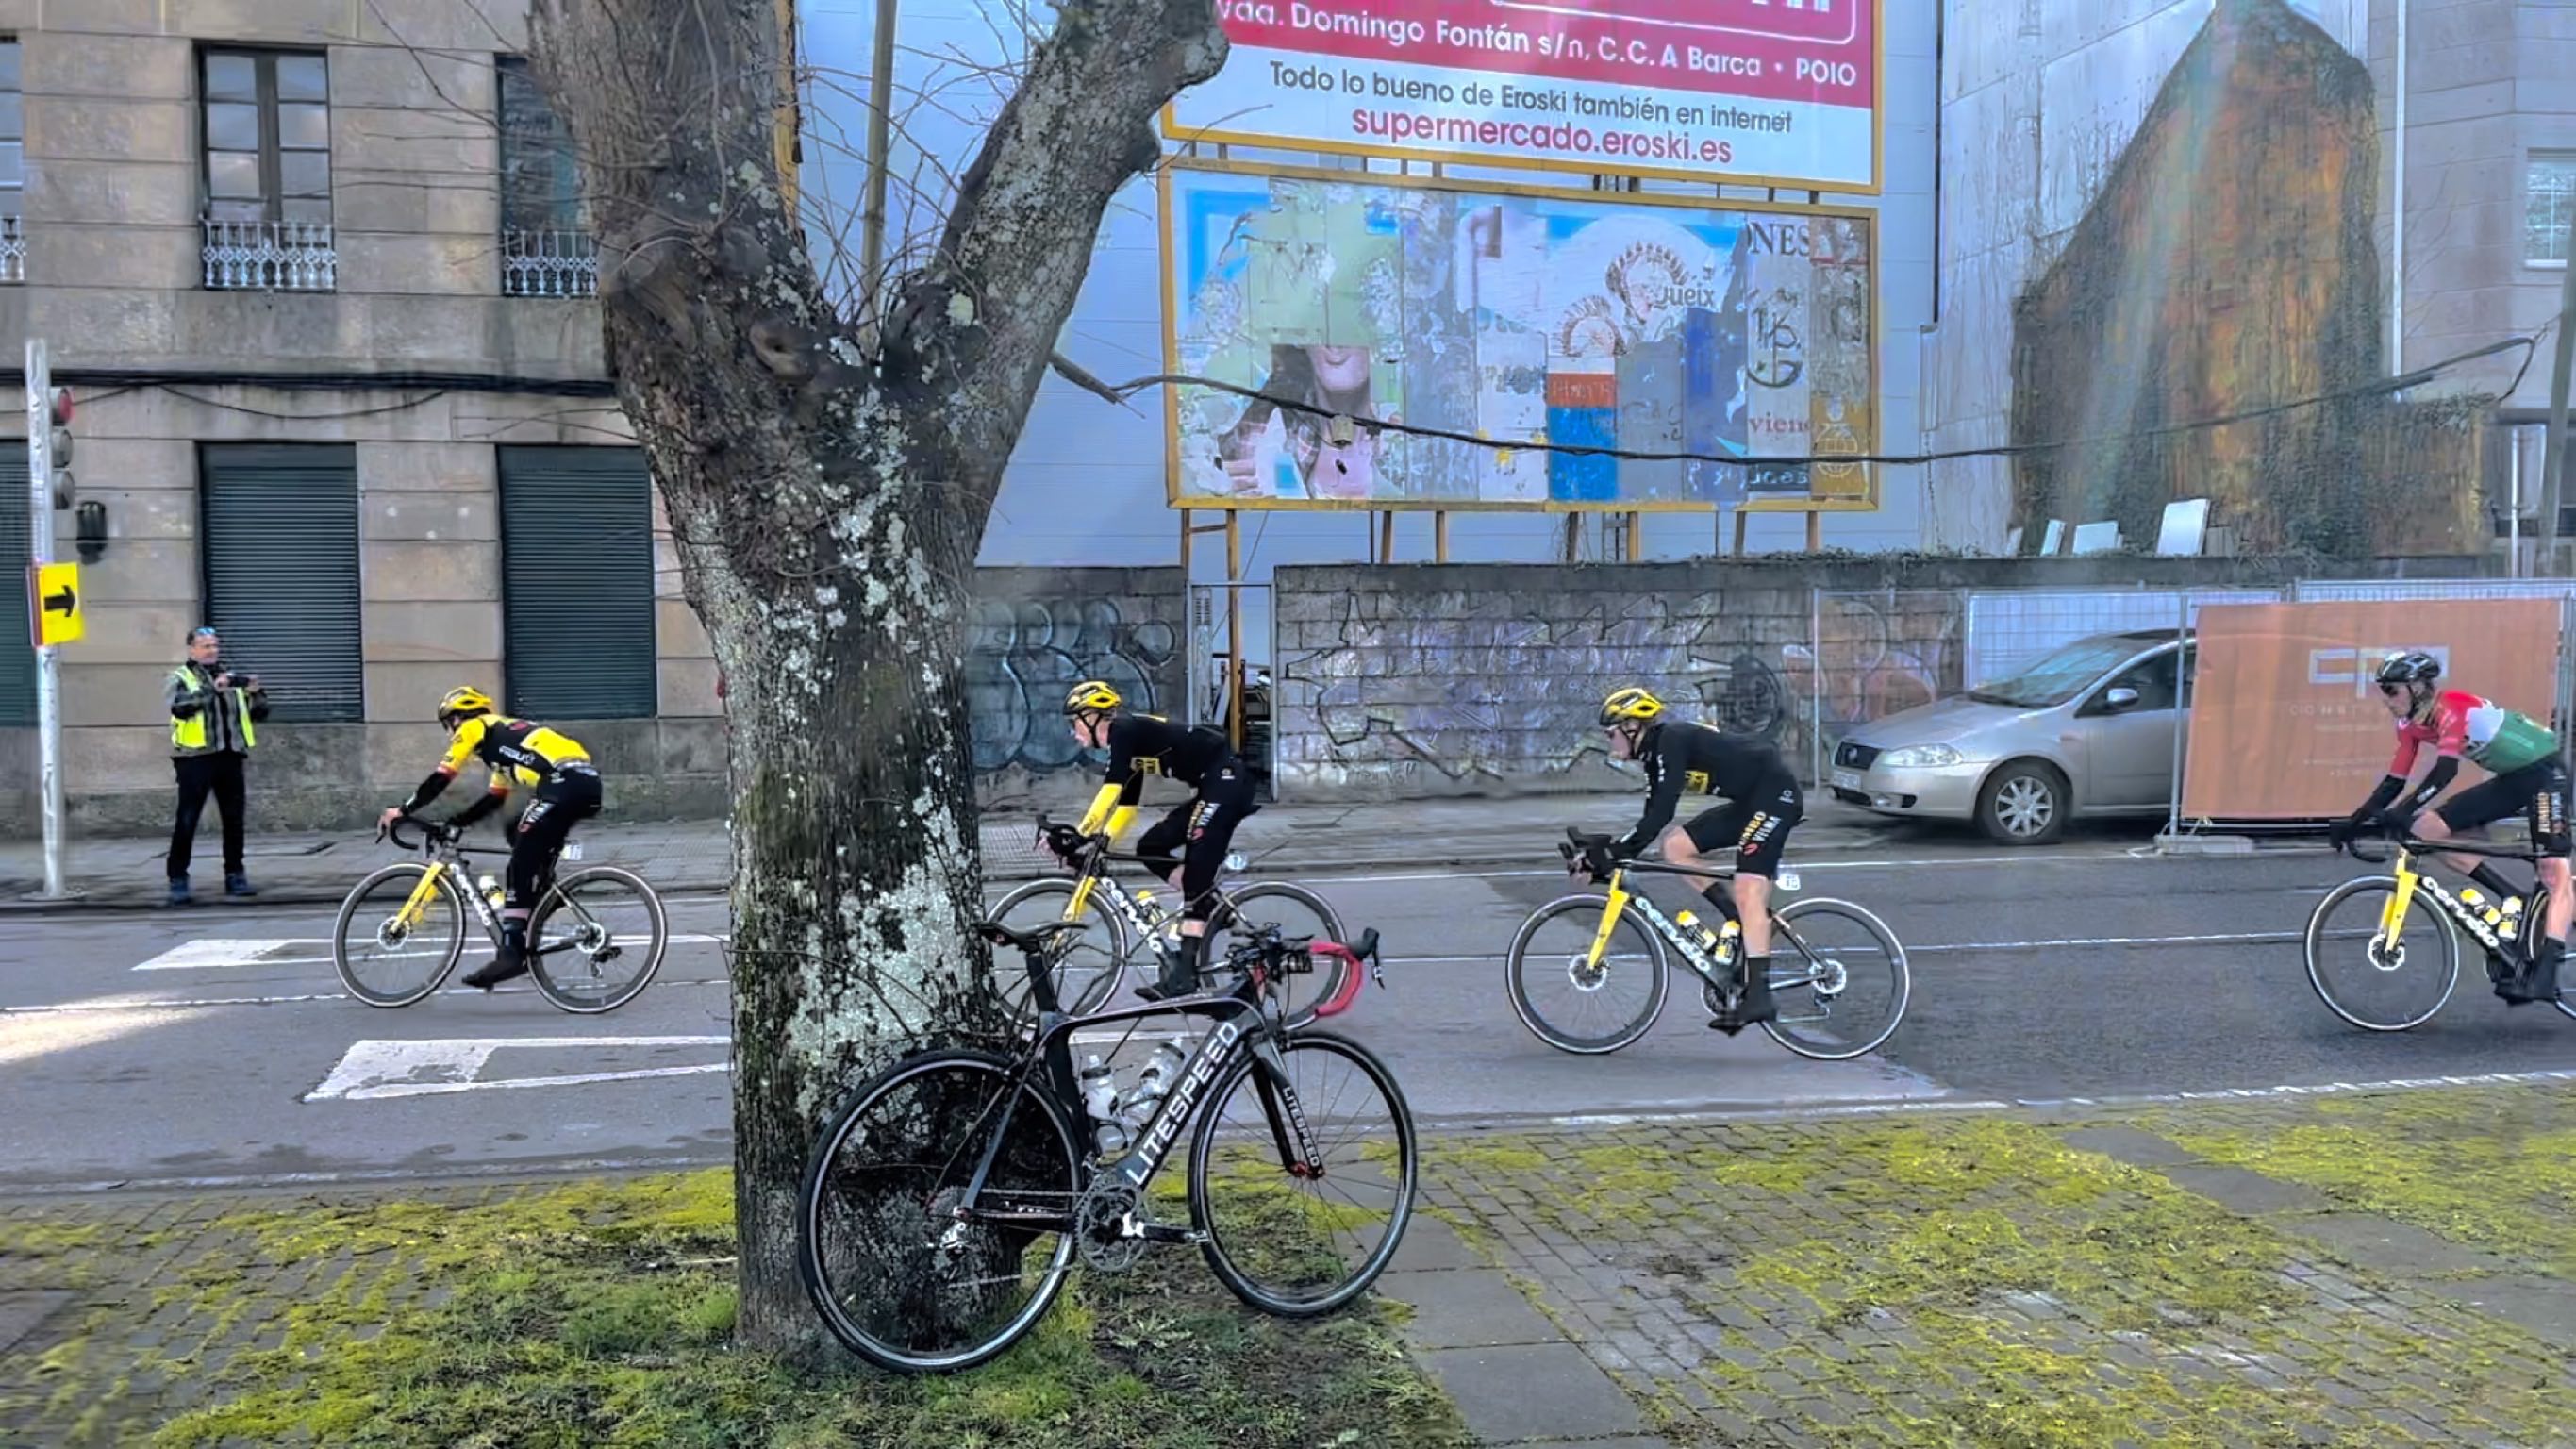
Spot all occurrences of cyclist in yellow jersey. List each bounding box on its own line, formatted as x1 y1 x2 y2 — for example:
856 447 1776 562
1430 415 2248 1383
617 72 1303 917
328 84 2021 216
379 686 603 990
1055 679 1258 1001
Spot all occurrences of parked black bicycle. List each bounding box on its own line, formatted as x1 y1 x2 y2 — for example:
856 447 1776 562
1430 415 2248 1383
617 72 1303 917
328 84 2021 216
796 912 1412 1373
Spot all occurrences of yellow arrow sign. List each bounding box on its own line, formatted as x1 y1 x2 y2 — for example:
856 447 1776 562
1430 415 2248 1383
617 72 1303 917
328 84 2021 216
30 561 82 647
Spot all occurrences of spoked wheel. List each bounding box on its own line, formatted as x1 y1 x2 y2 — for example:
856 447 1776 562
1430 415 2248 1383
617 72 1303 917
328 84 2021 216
986 878 1129 1019
331 863 468 1008
797 1050 1082 1373
1753 898 1910 1060
2304 876 2461 1032
1208 881 1347 1028
1504 894 1671 1054
1190 1030 1416 1316
526 865 669 1014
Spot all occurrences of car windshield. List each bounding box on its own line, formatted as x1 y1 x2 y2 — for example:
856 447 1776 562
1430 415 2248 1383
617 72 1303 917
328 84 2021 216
1967 637 2150 708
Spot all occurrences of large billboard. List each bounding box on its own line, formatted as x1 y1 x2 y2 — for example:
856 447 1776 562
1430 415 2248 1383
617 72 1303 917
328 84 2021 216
1162 163 1876 511
1166 0 1881 192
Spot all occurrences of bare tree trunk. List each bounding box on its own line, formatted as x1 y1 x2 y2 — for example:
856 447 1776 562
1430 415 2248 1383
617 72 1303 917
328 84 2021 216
529 0 1223 1354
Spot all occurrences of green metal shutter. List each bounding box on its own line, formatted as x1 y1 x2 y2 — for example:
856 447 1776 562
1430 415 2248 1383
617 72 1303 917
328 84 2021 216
0 457 29 726
198 444 363 723
498 446 656 719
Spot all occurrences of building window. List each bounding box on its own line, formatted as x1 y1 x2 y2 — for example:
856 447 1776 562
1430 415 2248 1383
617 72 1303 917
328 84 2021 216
200 444 364 724
199 48 336 291
0 456 29 725
0 39 23 284
2529 154 2576 267
498 57 595 298
498 447 656 719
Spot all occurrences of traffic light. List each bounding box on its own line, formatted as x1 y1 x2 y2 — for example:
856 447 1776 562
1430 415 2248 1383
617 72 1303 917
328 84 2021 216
44 388 73 511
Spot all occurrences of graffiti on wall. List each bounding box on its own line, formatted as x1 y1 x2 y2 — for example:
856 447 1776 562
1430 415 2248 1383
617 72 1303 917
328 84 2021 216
1276 589 1961 793
966 598 1182 775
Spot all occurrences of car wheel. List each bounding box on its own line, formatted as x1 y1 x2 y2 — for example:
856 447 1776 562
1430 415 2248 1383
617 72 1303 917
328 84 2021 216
1978 761 2067 845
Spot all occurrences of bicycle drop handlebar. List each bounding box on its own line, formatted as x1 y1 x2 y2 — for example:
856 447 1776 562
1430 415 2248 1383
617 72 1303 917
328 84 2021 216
2337 826 2555 866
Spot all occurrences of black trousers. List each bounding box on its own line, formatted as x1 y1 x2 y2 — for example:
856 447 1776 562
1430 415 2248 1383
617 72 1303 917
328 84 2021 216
169 752 247 881
1134 765 1258 922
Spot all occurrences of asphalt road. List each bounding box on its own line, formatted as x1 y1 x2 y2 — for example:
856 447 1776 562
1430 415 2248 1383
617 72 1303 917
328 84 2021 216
6 826 2574 1193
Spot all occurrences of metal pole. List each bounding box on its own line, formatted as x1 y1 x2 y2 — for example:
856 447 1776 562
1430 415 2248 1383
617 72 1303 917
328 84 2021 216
858 0 901 291
2541 208 2576 571
25 339 64 897
1225 512 1244 754
2510 427 2523 579
2390 0 2408 376
2165 591 2187 842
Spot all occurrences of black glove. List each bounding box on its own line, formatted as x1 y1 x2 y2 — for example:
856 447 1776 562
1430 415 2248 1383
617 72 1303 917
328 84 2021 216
2372 807 2416 839
2326 815 2361 849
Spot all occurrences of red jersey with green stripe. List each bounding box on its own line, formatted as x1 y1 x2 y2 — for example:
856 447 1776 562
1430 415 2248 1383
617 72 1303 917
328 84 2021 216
2390 690 2559 775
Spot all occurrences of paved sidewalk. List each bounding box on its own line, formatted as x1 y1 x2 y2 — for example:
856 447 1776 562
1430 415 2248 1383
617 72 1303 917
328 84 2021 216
0 792 1908 913
3 1082 2569 1446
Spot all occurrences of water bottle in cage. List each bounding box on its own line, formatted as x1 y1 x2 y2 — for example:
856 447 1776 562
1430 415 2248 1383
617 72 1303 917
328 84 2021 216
1116 1041 1191 1136
477 874 504 912
1078 1055 1127 1155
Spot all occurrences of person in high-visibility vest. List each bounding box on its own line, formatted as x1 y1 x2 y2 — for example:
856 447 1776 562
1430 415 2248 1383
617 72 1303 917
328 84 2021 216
165 625 270 906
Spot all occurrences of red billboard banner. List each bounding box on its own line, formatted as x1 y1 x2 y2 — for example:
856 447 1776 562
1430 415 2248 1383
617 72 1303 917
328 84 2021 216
1167 0 1882 192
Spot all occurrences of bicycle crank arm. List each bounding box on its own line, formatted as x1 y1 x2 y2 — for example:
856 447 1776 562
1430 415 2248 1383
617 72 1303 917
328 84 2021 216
1139 1223 1208 1245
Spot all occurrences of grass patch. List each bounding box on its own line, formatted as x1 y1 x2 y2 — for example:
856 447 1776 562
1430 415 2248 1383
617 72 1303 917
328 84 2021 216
120 1170 1465 1449
2157 1088 2576 1278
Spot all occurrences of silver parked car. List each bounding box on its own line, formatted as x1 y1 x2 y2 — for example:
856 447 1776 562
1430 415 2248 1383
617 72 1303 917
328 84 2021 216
1826 629 2194 845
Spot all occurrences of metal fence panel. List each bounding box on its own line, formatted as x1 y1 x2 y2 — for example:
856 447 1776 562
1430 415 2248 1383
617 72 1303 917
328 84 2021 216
1964 588 2284 688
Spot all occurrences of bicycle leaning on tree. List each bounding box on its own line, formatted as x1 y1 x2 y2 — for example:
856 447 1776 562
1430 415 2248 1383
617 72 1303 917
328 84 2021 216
795 913 1410 1373
329 818 670 1014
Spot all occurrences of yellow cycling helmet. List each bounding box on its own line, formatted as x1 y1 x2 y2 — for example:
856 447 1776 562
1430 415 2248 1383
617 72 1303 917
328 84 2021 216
437 685 496 724
1063 679 1123 716
1599 686 1666 727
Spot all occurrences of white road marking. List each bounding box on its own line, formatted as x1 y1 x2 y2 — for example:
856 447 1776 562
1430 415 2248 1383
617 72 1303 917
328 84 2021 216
305 1036 730 1103
134 933 728 970
1304 852 2143 886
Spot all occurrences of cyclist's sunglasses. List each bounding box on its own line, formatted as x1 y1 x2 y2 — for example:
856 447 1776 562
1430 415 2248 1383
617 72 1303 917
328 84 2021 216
2378 683 2407 696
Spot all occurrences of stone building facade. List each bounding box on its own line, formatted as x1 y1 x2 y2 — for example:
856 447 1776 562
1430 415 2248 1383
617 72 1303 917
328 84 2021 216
0 0 722 833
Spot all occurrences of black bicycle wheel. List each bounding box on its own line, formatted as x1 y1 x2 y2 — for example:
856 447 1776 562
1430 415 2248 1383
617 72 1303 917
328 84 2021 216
1189 1030 1416 1316
1504 894 1670 1054
2303 875 2460 1033
986 878 1128 1017
1757 898 1910 1060
798 1049 1081 1373
331 863 468 1008
1209 881 1347 1027
526 865 669 1014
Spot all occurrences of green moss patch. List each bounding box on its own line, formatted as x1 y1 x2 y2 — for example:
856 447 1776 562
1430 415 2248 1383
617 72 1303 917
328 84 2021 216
3 1171 1463 1449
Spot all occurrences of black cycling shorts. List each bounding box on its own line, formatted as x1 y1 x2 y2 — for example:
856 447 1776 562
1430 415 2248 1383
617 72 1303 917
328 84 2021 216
1681 778 1804 880
2436 758 2572 856
507 765 603 909
1135 764 1257 920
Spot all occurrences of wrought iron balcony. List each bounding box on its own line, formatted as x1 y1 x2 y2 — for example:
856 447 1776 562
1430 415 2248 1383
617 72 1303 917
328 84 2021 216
501 228 598 299
202 217 336 292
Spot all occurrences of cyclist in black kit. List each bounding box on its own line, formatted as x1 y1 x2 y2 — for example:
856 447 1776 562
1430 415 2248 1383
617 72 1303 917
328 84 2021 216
1059 679 1259 1002
1601 685 1803 1029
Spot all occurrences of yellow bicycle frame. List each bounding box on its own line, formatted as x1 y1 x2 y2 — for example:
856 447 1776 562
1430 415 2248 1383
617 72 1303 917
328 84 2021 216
2378 846 2422 945
393 860 450 930
1585 865 1633 968
1065 871 1101 923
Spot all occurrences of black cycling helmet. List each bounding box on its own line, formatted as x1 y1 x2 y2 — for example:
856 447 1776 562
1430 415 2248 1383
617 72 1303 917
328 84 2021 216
2375 651 2441 688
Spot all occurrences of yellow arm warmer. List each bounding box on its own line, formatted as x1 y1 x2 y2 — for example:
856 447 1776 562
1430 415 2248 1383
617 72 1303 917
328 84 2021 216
1075 783 1124 837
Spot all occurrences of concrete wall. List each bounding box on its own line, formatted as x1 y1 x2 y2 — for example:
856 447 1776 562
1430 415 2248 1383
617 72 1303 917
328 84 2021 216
1926 0 2369 552
1268 553 2483 800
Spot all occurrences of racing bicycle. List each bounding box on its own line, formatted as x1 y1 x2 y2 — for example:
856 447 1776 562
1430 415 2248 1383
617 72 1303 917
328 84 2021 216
330 818 669 1013
2306 830 2574 1029
988 813 1347 1025
796 914 1410 1373
1504 828 1910 1058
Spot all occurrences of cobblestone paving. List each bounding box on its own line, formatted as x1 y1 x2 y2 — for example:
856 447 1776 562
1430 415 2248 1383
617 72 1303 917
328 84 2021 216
1422 1086 2576 1448
6 1085 2572 1447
